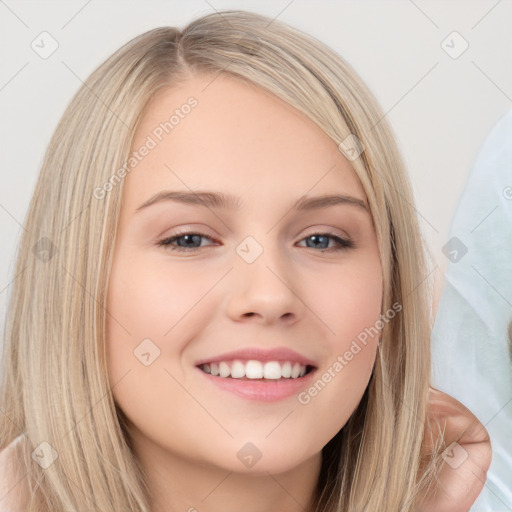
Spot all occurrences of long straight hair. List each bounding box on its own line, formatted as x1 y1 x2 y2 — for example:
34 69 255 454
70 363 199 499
0 10 444 511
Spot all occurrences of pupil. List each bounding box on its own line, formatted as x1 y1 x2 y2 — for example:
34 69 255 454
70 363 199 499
183 234 199 247
309 235 327 248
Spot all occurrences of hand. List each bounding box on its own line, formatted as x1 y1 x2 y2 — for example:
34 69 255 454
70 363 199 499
417 386 492 512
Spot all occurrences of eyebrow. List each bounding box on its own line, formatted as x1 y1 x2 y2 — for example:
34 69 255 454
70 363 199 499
136 190 369 213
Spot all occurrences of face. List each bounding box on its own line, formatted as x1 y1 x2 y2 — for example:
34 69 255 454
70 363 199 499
105 73 383 476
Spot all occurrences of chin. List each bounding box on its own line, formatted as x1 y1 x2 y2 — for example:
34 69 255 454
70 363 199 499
211 444 315 476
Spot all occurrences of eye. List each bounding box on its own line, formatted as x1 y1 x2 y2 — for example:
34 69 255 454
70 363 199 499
297 232 354 252
157 231 219 252
157 230 354 253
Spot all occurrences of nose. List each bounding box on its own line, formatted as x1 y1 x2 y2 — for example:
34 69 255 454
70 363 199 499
224 245 304 325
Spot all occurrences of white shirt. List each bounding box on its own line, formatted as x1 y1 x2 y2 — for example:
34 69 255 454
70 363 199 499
431 109 512 511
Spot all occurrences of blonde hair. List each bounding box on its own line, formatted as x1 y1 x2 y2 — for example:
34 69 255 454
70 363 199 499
0 10 444 511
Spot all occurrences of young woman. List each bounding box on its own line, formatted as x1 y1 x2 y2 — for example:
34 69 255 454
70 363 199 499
0 10 491 512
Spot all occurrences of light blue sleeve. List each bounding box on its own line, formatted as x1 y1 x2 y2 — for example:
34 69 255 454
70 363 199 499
431 109 512 512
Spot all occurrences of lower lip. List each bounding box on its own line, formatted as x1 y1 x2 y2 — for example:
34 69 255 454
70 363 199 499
196 367 317 402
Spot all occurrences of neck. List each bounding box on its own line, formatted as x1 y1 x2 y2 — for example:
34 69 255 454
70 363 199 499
132 434 323 512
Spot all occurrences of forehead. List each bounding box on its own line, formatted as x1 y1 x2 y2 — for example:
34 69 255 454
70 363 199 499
124 73 366 209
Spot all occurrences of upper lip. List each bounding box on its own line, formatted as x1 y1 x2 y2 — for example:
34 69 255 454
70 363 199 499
195 347 318 367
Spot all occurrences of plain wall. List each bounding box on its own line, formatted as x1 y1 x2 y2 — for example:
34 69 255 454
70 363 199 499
1 0 511 343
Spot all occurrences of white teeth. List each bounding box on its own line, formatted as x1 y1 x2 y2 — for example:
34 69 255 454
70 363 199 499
245 360 263 379
200 359 310 380
291 362 301 378
263 361 281 379
230 360 246 378
210 362 219 376
281 361 292 378
219 361 230 378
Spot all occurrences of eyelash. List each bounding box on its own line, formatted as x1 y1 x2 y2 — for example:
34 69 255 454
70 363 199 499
157 230 355 253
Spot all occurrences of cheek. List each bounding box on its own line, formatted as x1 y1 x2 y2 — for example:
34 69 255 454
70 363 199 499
298 255 382 414
105 251 220 401
105 254 211 347
104 254 208 441
105 254 174 383
315 256 383 348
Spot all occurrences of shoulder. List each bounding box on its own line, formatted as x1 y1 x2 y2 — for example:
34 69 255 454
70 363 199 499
0 435 29 512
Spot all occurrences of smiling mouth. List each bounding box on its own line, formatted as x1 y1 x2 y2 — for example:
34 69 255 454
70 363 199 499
197 360 316 381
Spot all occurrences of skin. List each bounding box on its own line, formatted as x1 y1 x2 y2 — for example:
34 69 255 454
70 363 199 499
417 387 492 512
105 73 383 512
104 73 491 512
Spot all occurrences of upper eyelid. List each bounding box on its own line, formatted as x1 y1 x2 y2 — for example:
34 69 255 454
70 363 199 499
160 227 351 241
159 230 353 247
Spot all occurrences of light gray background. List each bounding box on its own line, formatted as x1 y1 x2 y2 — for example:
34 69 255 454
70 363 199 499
1 0 510 356
1 0 511 330
0 0 511 509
